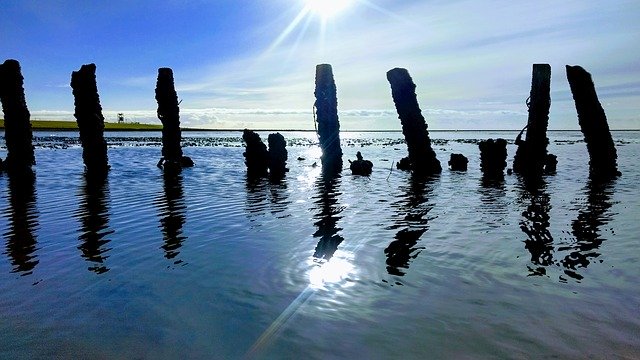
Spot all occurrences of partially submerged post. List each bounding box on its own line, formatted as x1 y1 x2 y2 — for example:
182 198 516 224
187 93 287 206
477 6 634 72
566 65 620 179
0 59 35 172
71 63 109 173
243 129 269 176
314 64 342 172
479 139 507 176
349 151 373 176
513 64 553 175
268 132 288 177
386 68 441 175
448 153 468 171
155 67 193 169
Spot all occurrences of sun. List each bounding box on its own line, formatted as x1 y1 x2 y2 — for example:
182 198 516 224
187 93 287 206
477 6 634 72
306 0 352 19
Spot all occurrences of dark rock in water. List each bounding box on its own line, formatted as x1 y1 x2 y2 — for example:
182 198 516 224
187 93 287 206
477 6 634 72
513 64 552 177
242 129 269 176
386 67 441 175
448 153 468 171
71 63 110 174
155 67 193 169
544 154 557 173
314 64 343 172
0 59 35 172
566 65 620 179
297 157 305 161
349 151 373 176
268 132 288 177
396 156 412 171
479 138 507 176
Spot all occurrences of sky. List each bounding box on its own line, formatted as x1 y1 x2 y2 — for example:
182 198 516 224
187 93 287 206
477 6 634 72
1 0 639 130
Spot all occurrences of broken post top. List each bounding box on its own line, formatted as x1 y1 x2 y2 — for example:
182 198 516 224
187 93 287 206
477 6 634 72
566 65 619 179
386 67 441 175
0 59 35 171
314 64 342 171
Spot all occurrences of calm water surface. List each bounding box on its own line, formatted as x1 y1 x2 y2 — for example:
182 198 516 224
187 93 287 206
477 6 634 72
0 130 639 359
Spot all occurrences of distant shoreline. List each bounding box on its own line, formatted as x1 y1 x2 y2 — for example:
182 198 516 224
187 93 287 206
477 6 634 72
0 119 637 132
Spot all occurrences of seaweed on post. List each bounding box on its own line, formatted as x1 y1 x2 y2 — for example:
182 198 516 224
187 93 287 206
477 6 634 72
386 68 441 175
314 64 343 173
566 65 620 179
155 67 194 170
70 63 110 174
0 59 35 172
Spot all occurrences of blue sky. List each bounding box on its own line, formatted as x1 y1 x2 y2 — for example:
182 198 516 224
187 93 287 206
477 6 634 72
1 0 639 130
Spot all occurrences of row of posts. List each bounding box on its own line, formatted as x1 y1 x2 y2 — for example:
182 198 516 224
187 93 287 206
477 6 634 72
1 59 620 181
0 60 192 176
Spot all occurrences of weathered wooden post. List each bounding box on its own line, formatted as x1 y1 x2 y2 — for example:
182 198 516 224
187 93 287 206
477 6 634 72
479 138 508 176
448 153 468 171
314 64 342 172
71 64 109 173
566 65 620 178
513 64 552 175
0 59 35 172
267 132 288 177
155 67 193 169
242 129 269 176
386 68 441 175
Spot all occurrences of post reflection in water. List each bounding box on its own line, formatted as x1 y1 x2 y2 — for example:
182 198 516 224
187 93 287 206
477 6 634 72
156 169 187 263
385 175 436 277
517 176 554 276
559 178 617 281
478 172 507 229
312 170 344 260
3 170 39 275
245 175 290 221
75 171 114 274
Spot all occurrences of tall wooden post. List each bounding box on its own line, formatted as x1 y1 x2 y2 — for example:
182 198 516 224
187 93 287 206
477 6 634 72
71 63 109 173
314 64 342 172
386 68 441 175
155 67 193 169
0 59 35 172
566 65 619 178
513 64 552 175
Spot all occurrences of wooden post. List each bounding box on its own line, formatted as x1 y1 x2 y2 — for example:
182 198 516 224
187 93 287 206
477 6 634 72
513 64 552 175
155 67 193 169
386 68 441 175
566 65 619 179
71 64 109 173
267 132 288 177
242 129 269 176
479 138 507 176
314 64 343 172
0 59 35 172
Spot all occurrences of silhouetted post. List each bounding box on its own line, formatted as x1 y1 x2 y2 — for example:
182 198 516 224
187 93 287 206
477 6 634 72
513 64 552 175
70 64 109 173
155 67 193 169
314 64 342 172
566 65 619 178
386 68 441 175
268 132 288 177
348 151 373 176
0 59 35 172
243 129 269 176
448 153 468 171
479 139 507 176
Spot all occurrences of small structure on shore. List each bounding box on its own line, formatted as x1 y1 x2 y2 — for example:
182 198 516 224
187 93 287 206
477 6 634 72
155 67 193 170
566 65 620 179
71 63 110 174
513 64 555 176
386 68 441 175
479 139 507 176
349 151 373 176
314 64 343 172
0 59 35 172
448 153 468 171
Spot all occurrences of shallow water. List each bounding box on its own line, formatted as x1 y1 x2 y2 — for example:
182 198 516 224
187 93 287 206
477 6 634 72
1 130 639 359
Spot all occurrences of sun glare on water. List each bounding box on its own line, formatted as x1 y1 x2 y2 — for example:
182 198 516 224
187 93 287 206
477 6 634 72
306 0 352 18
